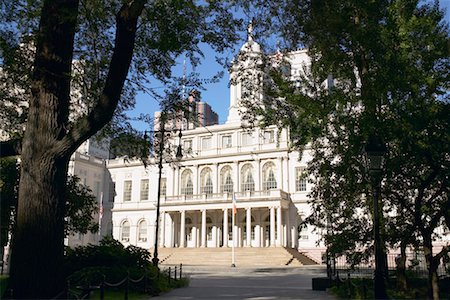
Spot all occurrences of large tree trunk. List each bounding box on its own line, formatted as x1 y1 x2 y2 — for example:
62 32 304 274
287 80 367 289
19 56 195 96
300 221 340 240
423 235 440 300
7 0 146 297
9 154 70 298
396 240 408 291
8 0 79 298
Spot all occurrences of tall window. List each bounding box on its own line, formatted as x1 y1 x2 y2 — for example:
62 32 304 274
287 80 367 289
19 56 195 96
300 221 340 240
160 178 167 196
121 221 130 242
202 137 212 150
221 135 232 148
263 130 275 144
181 169 193 195
140 179 149 201
109 181 116 202
295 167 307 192
200 167 213 195
138 220 147 242
242 132 253 146
183 139 193 152
123 180 132 201
220 166 234 193
262 162 277 190
241 164 255 192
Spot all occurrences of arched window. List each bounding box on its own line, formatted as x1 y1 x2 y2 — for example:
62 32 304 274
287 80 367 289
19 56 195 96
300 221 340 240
181 169 193 195
220 166 234 193
138 220 147 242
262 162 277 190
241 164 255 192
121 220 130 242
200 167 213 195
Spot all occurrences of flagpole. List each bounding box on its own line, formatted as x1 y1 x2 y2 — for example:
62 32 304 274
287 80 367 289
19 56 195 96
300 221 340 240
231 193 236 267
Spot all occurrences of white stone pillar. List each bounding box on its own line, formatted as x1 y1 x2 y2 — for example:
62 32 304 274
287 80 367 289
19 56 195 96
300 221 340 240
201 209 206 247
283 156 290 191
180 210 186 247
277 157 283 190
255 159 261 191
234 161 239 192
285 209 290 248
191 225 197 248
255 224 261 247
276 206 282 247
270 207 275 247
212 225 217 247
160 212 166 247
174 167 179 195
293 214 299 248
216 227 221 247
193 165 199 195
214 163 219 193
246 207 252 247
223 208 228 247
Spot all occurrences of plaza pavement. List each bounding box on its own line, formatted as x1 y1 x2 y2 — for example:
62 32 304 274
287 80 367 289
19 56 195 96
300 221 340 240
155 265 337 299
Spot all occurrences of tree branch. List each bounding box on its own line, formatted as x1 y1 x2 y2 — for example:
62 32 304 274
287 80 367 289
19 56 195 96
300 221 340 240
60 0 147 156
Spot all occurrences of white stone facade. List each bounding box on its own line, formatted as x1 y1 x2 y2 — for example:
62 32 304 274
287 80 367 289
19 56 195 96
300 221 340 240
108 34 327 263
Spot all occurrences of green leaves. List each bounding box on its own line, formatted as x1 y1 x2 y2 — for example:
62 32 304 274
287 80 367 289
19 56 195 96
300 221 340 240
65 175 100 235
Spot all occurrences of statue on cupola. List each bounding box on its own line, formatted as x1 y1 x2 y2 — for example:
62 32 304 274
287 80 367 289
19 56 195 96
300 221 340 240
226 20 265 125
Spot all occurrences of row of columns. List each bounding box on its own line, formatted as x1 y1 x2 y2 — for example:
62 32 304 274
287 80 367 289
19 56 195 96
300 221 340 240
160 206 297 248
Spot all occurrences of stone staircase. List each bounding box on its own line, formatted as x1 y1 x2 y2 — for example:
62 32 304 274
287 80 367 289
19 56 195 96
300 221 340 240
155 247 319 267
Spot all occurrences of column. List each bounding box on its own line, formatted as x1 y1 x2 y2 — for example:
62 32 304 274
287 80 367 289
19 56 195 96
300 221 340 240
277 157 283 190
193 165 199 195
234 161 239 193
212 225 217 247
246 207 252 247
255 223 261 247
285 209 290 248
160 212 166 247
270 207 275 247
180 210 186 247
201 209 206 247
276 206 282 247
174 167 179 195
255 159 261 191
283 156 290 191
223 208 228 247
293 214 299 248
214 163 219 193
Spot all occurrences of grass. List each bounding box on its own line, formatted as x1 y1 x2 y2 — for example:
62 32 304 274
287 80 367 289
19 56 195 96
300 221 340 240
0 275 9 298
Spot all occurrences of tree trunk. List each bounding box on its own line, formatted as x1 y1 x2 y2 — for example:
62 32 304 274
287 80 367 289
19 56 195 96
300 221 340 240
8 0 79 298
396 240 408 291
423 235 440 300
7 0 145 297
9 154 69 298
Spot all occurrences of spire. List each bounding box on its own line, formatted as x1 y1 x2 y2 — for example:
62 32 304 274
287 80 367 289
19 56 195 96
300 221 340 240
247 20 254 42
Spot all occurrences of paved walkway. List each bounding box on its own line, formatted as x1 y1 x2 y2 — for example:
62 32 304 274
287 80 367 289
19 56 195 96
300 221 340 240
155 266 337 299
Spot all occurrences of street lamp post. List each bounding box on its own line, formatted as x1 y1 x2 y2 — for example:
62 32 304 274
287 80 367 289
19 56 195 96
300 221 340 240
152 114 183 268
364 135 388 299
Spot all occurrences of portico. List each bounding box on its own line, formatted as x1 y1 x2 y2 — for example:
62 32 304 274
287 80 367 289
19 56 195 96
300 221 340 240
159 190 299 249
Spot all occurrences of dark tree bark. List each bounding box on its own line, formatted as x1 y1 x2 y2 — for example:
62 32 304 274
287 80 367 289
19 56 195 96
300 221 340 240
8 0 146 298
396 240 408 291
423 234 440 300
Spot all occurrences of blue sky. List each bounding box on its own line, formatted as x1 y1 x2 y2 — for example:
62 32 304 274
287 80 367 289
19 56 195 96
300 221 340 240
129 2 450 131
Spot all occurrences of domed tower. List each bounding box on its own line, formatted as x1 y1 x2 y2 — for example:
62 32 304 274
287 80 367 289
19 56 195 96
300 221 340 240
226 21 264 124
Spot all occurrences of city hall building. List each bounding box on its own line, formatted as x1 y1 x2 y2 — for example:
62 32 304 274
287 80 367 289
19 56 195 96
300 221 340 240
107 32 327 263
